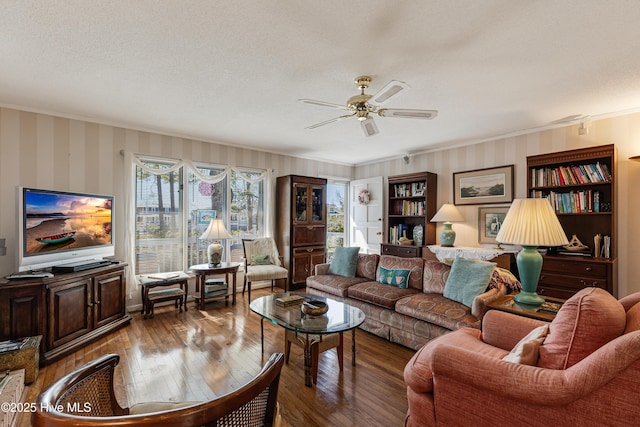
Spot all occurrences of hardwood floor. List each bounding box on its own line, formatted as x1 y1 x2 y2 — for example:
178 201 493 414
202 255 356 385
16 288 416 427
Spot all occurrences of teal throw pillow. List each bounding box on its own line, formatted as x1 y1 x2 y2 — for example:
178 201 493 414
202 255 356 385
443 258 497 307
251 254 271 265
328 247 360 277
378 266 411 289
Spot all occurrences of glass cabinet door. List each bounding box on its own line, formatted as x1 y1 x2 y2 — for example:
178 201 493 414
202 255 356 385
295 185 308 222
311 186 325 223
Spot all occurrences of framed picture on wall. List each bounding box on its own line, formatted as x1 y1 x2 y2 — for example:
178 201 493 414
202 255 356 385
197 209 216 225
478 206 510 244
453 165 514 205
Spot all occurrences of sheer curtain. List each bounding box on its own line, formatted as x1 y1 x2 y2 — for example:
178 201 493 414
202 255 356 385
122 151 272 296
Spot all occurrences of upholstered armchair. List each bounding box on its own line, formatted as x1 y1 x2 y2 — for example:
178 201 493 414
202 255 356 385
33 353 285 427
242 237 289 301
404 287 640 427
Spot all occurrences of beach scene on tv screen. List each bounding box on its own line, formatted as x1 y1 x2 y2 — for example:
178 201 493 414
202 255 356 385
25 191 112 255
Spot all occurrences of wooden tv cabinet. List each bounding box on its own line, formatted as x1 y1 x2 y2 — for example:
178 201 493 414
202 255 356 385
0 263 131 364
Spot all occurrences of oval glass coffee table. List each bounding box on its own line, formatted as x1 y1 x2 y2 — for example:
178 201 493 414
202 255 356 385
250 292 365 386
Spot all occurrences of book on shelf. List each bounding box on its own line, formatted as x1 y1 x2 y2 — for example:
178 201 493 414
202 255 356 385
530 162 612 187
204 289 228 297
0 337 28 353
531 190 601 214
275 295 304 307
146 272 182 280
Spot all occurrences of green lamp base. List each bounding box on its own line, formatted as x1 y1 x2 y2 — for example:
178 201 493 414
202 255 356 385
439 223 456 247
514 245 545 306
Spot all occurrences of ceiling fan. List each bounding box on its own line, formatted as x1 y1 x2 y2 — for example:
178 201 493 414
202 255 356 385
299 76 438 137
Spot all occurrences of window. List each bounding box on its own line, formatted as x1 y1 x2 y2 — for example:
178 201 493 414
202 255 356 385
326 181 347 260
134 157 266 274
135 160 183 274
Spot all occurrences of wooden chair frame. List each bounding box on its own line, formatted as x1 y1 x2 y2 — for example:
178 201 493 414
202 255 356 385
33 353 284 427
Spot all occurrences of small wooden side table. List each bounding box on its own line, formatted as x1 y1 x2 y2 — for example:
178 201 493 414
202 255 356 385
487 294 565 322
189 262 241 309
138 272 190 318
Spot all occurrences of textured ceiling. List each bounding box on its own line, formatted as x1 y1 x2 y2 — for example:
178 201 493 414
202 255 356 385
2 1 640 165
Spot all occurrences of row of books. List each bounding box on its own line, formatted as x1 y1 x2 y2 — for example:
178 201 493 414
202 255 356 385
392 182 425 198
389 224 412 244
531 190 602 213
391 200 426 216
530 162 612 187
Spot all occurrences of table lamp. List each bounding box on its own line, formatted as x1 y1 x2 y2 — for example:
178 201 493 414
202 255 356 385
199 218 232 267
495 198 568 305
430 204 464 247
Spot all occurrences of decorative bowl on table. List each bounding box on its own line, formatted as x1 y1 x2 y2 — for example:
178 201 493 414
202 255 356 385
301 300 328 316
398 239 414 246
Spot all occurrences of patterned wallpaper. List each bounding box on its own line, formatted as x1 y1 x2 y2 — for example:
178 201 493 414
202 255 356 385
0 107 353 279
2 106 639 297
355 113 640 297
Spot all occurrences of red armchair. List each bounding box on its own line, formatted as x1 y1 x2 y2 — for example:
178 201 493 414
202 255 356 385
404 287 640 427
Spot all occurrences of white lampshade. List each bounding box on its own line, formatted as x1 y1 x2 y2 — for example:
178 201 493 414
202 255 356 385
430 204 464 223
430 204 464 247
199 218 232 267
495 199 568 246
199 218 232 241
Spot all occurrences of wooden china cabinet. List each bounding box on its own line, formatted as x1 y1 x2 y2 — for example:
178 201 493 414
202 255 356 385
275 175 327 290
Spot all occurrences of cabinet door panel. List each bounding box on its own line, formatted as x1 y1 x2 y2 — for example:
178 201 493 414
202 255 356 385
94 271 126 328
0 285 44 340
48 279 92 349
293 225 325 246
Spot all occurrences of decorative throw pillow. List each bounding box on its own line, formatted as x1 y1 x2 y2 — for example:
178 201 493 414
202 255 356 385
502 324 549 365
251 254 271 265
378 266 411 288
328 246 360 277
443 258 496 307
488 267 522 292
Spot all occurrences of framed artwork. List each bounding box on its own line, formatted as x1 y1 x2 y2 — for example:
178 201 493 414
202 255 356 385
197 209 216 225
478 206 510 244
453 165 514 205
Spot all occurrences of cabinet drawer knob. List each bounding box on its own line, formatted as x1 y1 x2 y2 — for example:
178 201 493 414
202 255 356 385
307 226 313 230
580 280 587 285
585 267 592 272
307 248 313 252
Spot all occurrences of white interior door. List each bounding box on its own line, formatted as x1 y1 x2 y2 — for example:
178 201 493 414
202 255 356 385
349 177 384 254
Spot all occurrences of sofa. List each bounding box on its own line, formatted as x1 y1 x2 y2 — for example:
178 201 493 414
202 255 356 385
403 287 640 427
306 253 514 350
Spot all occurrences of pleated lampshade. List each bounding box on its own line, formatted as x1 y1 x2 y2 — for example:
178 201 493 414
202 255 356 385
495 198 568 247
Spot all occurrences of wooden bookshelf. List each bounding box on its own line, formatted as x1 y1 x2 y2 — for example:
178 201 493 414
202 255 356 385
527 144 617 297
382 172 437 258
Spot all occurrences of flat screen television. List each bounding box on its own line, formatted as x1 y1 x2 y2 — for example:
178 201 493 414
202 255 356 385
17 187 115 272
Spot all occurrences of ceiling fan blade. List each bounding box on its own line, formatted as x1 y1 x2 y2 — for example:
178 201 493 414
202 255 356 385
305 113 355 129
361 117 379 137
368 80 410 106
298 98 350 111
377 108 438 120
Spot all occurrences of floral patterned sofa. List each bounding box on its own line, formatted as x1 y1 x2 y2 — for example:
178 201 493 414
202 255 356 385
306 254 510 350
